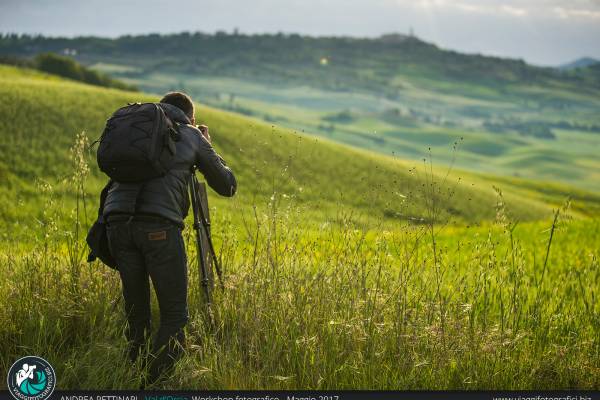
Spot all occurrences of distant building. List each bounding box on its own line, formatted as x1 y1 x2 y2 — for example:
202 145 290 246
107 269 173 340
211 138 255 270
62 48 77 56
379 33 410 43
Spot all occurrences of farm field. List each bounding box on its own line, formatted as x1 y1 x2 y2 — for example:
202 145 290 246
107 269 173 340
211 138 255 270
123 71 600 191
0 65 599 390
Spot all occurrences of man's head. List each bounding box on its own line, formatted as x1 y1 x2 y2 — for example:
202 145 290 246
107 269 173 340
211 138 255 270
160 91 195 124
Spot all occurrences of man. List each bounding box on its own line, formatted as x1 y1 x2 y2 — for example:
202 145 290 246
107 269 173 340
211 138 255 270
102 92 236 384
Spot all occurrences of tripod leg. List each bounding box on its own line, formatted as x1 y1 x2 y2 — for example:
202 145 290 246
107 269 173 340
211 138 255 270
195 180 215 287
189 176 212 306
193 177 224 289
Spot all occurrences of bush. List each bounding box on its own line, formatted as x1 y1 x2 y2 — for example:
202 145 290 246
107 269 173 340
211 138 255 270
34 53 137 91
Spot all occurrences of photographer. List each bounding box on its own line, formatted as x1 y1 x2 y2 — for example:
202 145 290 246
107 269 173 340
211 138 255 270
102 92 236 384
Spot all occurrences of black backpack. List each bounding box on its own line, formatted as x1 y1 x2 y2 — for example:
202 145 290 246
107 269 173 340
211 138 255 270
97 103 180 182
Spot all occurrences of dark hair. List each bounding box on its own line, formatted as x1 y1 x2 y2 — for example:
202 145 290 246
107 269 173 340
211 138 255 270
159 91 194 120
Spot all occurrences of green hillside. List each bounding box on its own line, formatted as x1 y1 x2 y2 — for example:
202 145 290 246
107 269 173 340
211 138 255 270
2 32 599 190
2 64 599 240
1 65 600 390
0 52 139 91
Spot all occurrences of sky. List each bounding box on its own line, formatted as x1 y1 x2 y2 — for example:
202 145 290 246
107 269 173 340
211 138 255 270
1 0 599 66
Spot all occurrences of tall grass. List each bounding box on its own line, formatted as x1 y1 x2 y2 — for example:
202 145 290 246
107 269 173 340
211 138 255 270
1 133 599 390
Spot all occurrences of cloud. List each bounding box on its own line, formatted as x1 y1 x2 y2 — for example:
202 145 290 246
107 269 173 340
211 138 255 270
501 5 528 17
553 6 600 19
394 0 600 19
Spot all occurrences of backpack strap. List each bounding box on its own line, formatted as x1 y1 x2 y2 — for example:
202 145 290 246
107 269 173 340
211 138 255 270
97 179 114 221
132 182 146 214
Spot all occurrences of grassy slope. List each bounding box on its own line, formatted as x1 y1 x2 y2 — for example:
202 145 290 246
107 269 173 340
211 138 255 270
1 64 599 238
1 65 599 389
4 34 600 191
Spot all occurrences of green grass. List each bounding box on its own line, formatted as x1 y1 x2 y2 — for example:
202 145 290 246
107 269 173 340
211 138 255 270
118 71 600 192
5 64 593 234
1 65 599 390
5 33 600 190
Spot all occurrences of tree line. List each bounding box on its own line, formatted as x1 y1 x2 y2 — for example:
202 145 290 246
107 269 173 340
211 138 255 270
0 52 137 91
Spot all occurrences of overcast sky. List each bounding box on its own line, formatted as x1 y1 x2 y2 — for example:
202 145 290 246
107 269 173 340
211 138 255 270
1 0 599 66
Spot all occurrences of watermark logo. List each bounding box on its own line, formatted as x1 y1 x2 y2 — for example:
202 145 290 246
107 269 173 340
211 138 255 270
7 356 56 400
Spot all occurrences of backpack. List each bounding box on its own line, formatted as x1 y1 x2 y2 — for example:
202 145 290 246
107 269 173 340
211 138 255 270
97 103 180 182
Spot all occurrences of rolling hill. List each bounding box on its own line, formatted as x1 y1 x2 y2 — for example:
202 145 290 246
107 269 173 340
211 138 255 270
2 32 599 92
1 63 599 244
1 64 600 390
2 32 599 191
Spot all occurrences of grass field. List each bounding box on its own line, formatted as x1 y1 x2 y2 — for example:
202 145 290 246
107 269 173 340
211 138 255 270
1 65 599 389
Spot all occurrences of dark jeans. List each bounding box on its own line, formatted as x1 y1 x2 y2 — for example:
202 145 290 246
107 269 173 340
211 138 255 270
106 217 189 382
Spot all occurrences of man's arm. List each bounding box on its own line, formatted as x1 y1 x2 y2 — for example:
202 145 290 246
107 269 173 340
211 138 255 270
192 125 237 197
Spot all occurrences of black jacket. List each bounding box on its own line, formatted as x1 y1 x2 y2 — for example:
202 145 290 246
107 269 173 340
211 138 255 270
102 103 237 227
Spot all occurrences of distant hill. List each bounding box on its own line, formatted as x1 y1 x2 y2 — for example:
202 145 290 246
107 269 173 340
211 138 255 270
1 32 599 97
3 64 600 236
558 57 599 71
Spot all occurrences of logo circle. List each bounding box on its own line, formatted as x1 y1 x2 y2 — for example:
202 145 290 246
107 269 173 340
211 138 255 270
7 356 56 400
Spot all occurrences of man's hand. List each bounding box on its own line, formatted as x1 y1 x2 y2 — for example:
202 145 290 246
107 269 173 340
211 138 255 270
197 124 211 144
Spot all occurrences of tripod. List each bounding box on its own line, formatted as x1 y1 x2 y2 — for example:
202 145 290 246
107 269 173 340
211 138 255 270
189 170 223 308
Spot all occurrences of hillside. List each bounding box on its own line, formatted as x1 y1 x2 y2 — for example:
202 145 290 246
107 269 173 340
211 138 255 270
1 64 599 244
0 52 137 91
2 32 599 93
2 65 600 390
2 32 599 191
559 57 599 71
